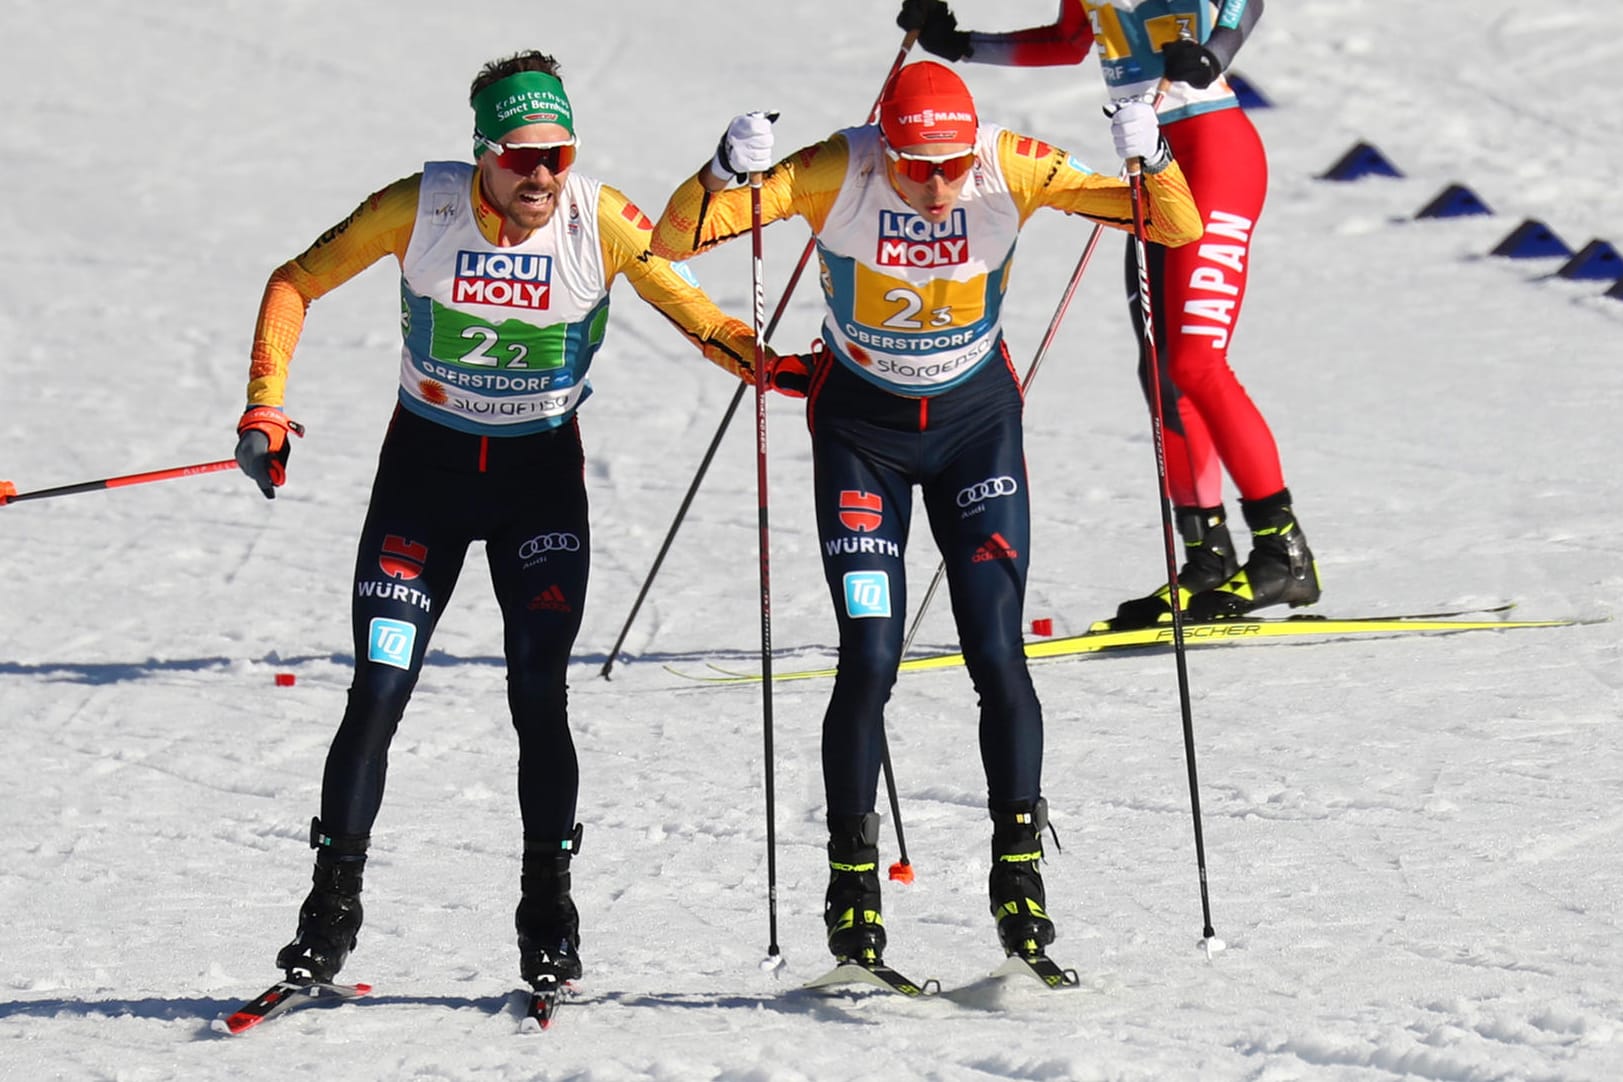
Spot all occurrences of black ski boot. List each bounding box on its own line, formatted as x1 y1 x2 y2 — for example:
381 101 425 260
1109 505 1240 629
276 818 367 983
989 800 1055 959
517 824 583 987
824 813 886 966
1187 488 1321 620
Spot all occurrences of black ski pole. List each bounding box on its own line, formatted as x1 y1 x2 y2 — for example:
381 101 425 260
599 31 919 681
878 729 914 882
1128 145 1223 956
746 169 785 972
894 221 1106 659
597 383 747 679
879 222 1105 885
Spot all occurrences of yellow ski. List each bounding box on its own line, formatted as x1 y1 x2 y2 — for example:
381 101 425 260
667 610 1593 686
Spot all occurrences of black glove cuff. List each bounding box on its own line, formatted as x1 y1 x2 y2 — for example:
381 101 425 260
710 133 745 185
774 366 811 396
1141 137 1175 175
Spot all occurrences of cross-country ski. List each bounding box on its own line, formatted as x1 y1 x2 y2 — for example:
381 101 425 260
214 980 371 1036
667 606 1594 684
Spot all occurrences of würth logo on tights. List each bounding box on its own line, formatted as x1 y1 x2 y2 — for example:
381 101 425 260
453 250 552 310
379 535 427 580
973 533 1019 563
838 490 883 532
527 584 572 613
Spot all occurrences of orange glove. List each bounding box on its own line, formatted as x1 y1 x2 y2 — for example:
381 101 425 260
234 406 304 499
765 351 813 398
0 480 16 506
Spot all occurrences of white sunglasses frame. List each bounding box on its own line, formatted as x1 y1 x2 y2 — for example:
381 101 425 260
474 133 579 166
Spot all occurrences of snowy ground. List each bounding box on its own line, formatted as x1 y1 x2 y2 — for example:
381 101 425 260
3 2 1622 1080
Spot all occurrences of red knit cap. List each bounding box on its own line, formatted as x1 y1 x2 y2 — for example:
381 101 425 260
879 61 978 149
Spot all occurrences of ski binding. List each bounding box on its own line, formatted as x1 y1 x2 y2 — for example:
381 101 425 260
521 974 572 1032
802 960 940 997
991 952 1080 989
215 978 371 1035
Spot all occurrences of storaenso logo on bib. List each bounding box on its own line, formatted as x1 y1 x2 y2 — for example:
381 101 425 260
453 250 553 310
876 209 969 269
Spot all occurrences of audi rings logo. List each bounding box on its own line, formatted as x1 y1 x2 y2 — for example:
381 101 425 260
518 532 582 561
956 476 1018 508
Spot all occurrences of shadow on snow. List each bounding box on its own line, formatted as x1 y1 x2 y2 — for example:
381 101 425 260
0 984 973 1033
0 642 891 686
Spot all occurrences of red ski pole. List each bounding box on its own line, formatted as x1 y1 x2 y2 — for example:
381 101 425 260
1 459 240 507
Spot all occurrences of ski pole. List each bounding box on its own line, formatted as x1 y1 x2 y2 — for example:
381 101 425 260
895 221 1107 661
878 729 914 883
1127 151 1223 957
599 30 919 682
0 459 240 507
748 169 784 973
879 223 1106 885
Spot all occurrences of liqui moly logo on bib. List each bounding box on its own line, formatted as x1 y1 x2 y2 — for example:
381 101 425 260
453 250 553 310
876 209 969 268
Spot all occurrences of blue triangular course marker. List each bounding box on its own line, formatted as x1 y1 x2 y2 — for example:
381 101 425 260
1225 71 1272 109
1606 277 1623 301
1556 240 1623 281
1415 183 1492 219
1490 219 1573 260
1319 141 1403 181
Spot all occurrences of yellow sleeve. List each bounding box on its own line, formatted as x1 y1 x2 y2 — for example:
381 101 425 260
245 175 421 407
597 185 758 382
649 134 850 260
995 130 1203 247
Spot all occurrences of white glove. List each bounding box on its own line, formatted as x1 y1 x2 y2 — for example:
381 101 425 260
708 111 778 184
1105 98 1172 173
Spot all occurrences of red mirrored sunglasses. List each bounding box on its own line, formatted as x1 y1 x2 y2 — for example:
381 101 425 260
885 145 976 183
478 135 578 175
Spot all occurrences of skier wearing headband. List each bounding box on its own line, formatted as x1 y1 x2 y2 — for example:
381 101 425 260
652 61 1200 970
237 51 760 994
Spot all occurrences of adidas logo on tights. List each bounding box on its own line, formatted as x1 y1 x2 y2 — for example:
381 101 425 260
973 533 1019 563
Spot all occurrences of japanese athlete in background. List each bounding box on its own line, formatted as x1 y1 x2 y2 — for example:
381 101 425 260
900 0 1323 628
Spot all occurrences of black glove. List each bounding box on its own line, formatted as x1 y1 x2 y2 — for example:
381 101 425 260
234 406 303 500
766 352 811 398
1160 39 1223 89
896 0 972 62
